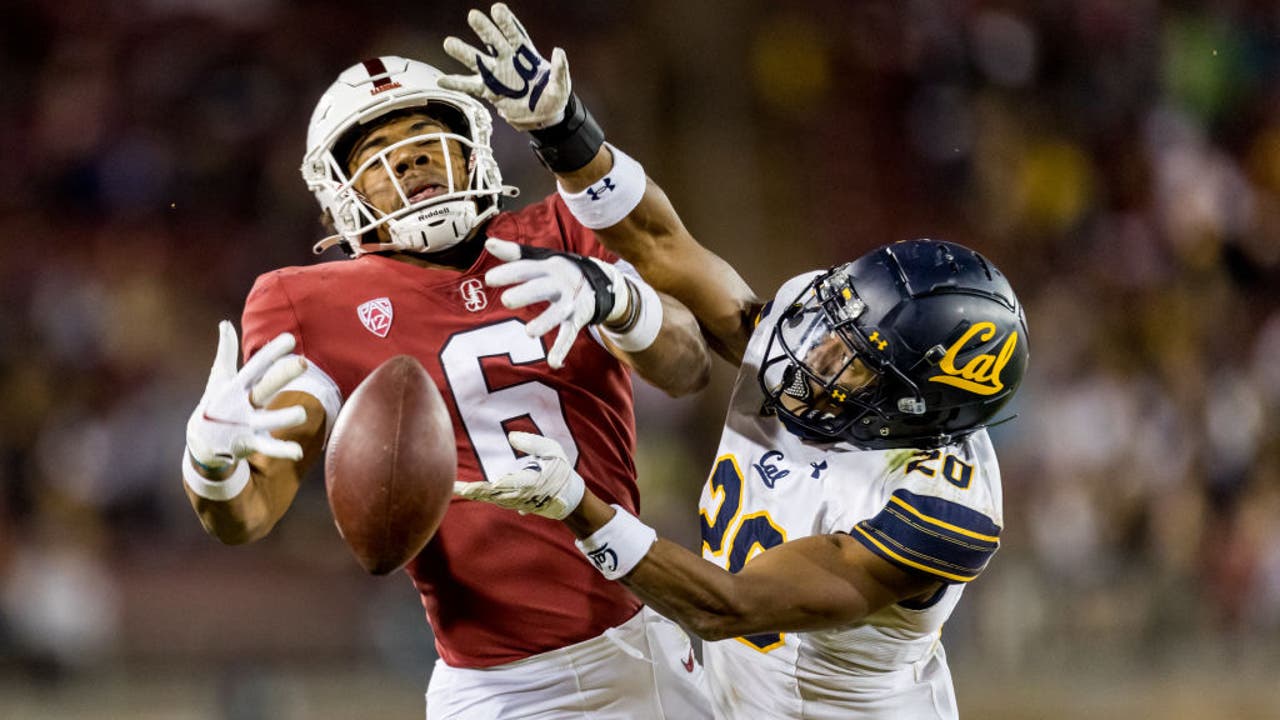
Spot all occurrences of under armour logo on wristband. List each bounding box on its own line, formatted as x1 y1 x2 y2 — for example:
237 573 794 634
586 178 616 201
587 544 619 573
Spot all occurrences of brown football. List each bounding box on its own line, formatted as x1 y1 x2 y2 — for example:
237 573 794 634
324 355 456 575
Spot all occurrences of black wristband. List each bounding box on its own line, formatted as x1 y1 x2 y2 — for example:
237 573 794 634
529 93 606 173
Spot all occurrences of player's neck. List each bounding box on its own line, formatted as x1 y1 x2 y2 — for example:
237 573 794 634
383 235 484 271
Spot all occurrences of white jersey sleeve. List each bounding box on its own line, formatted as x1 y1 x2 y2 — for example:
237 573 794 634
846 435 1004 584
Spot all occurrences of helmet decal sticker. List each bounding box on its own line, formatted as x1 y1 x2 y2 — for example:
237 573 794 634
360 58 402 95
927 323 1019 396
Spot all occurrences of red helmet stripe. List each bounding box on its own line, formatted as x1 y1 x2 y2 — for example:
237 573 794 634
361 58 393 88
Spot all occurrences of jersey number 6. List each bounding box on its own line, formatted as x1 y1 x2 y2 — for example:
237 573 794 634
440 320 581 481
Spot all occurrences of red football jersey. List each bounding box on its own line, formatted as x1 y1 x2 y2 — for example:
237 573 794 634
241 195 643 668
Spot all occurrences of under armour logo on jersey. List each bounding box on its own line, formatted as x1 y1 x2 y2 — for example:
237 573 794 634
810 461 828 479
357 297 393 338
752 450 790 489
586 178 617 201
460 278 488 312
587 544 619 573
868 331 888 351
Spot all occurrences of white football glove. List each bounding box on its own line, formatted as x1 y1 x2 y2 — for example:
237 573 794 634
453 432 585 520
185 321 309 472
484 238 627 369
440 2 572 131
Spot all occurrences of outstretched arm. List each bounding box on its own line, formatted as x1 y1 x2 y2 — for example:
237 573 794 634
441 3 761 366
559 150 763 366
182 323 327 544
454 433 943 639
185 390 326 544
566 493 938 639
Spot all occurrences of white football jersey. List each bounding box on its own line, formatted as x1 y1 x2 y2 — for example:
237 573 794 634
699 273 1004 720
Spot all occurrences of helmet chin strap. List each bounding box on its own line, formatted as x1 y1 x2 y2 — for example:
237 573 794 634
313 184 520 257
313 199 485 257
385 198 479 253
776 410 843 445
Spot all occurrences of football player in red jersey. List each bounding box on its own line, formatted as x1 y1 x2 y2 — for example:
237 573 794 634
179 4 717 717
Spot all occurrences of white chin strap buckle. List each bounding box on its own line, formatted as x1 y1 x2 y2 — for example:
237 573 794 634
387 199 478 253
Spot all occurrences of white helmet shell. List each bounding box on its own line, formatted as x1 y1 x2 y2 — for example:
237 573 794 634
302 57 516 256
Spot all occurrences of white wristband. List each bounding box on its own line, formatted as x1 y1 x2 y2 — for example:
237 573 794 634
557 144 646 229
182 450 251 501
601 277 663 353
575 504 657 581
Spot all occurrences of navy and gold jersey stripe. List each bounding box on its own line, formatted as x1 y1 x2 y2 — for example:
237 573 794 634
755 300 774 327
852 490 1001 584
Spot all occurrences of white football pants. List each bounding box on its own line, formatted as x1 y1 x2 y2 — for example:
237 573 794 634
425 606 711 719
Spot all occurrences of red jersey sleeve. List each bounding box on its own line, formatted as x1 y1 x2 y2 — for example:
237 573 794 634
241 271 303 363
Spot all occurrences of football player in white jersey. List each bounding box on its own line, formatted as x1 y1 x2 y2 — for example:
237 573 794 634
455 238 1024 712
457 238 1028 719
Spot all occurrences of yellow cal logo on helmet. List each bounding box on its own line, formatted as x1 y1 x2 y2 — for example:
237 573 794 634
927 322 1019 396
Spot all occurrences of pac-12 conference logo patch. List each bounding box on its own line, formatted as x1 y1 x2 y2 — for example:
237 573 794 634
357 297 393 338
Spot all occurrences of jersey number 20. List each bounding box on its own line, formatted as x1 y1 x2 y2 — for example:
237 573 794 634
700 455 786 652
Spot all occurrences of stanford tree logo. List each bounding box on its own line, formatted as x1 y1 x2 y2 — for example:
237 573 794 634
460 278 488 312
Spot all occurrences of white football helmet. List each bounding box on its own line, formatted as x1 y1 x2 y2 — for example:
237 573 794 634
302 56 517 257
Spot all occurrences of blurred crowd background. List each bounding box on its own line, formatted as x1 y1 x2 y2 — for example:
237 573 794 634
1 0 1278 718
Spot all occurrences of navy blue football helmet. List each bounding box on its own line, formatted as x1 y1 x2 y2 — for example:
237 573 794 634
759 239 1029 449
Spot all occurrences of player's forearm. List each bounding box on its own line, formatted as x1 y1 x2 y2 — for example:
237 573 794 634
554 144 614 193
187 487 274 545
185 456 301 545
563 493 763 641
184 390 326 545
621 539 766 642
592 184 759 366
607 293 710 397
553 142 758 364
628 536 903 640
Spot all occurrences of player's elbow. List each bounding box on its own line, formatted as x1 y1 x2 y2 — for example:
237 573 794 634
203 520 268 546
685 607 756 642
661 348 711 398
647 298 712 398
194 509 274 546
679 591 761 641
